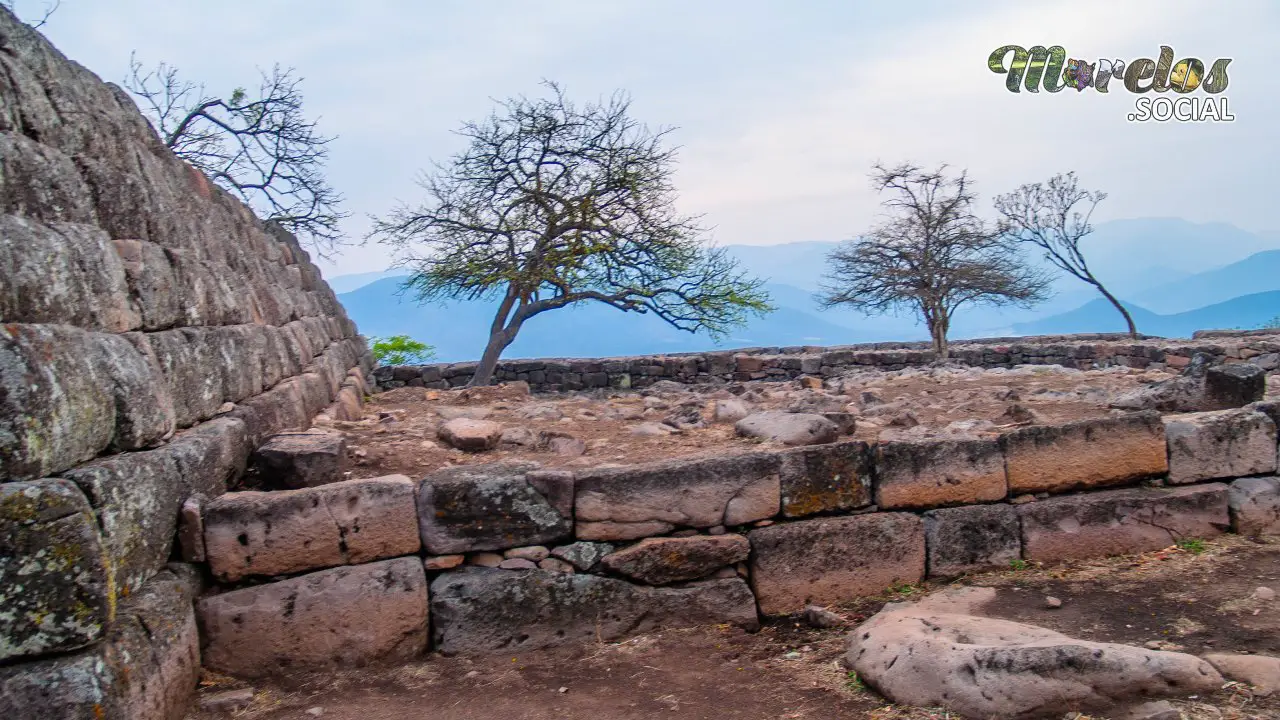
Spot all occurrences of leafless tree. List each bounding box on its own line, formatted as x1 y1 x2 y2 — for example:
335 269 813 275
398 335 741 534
124 56 347 256
371 82 772 386
1 0 59 28
819 163 1050 359
993 172 1136 337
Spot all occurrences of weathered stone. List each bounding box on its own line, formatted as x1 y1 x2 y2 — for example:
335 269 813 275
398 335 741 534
0 479 110 661
600 534 750 585
199 688 256 713
499 558 537 570
712 398 751 423
539 557 575 573
504 545 550 562
198 557 429 677
177 495 205 562
1165 409 1277 484
203 475 420 582
749 513 925 615
423 555 466 571
438 418 504 451
1203 653 1280 697
1019 484 1230 563
163 416 251 498
778 440 873 518
250 431 347 489
875 438 1007 510
418 463 572 553
60 449 185 597
430 568 758 655
1003 412 1167 494
575 453 780 540
735 411 839 446
1228 476 1280 536
1204 363 1267 409
847 589 1224 719
0 566 201 720
924 503 1021 578
549 541 614 571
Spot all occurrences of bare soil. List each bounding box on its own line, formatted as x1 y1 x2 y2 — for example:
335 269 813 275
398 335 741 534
332 364 1190 481
189 536 1280 720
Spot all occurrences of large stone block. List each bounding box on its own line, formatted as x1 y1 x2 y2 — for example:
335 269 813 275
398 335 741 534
249 431 347 489
923 503 1021 579
0 566 200 720
60 449 185 597
0 133 97 225
1019 484 1230 563
1003 412 1167 494
575 453 781 540
198 557 429 677
203 475 420 582
874 438 1007 510
600 534 750 585
163 416 251 499
778 440 873 518
418 463 573 554
749 513 925 615
0 479 110 661
1204 363 1266 409
1228 476 1280 536
430 568 758 655
1165 409 1278 484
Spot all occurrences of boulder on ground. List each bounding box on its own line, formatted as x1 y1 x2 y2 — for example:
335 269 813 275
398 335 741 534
712 398 751 423
438 418 505 451
735 411 839 446
600 534 750 585
1228 476 1280 536
1203 653 1280 697
250 431 347 489
430 568 758 655
846 587 1224 719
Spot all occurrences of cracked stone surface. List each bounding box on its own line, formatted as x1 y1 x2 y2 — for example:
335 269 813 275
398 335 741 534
417 463 574 554
203 475 420 582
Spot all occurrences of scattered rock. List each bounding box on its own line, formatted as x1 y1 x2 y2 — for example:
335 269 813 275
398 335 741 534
438 418 505 452
735 411 839 446
545 433 587 456
1045 596 1063 609
999 403 1039 424
1254 586 1276 601
630 421 677 437
199 688 255 713
802 605 843 629
1203 653 1280 696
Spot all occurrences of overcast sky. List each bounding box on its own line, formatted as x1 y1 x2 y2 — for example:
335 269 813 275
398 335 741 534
30 0 1278 277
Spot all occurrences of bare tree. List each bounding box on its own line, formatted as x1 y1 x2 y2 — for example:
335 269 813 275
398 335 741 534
124 56 347 256
819 163 1050 359
1 0 59 28
993 172 1135 338
371 82 772 386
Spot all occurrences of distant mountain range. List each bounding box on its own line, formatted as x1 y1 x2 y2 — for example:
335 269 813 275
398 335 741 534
329 218 1280 362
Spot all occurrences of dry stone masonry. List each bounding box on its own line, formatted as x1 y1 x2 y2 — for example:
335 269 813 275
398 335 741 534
0 9 369 719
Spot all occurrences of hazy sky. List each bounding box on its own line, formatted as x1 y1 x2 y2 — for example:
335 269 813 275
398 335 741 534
29 0 1278 278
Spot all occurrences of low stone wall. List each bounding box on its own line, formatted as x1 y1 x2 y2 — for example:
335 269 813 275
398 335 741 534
186 402 1280 675
373 333 1280 392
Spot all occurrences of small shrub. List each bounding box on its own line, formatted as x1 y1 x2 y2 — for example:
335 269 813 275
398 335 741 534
1009 558 1029 571
1176 538 1206 554
370 335 436 365
845 671 865 692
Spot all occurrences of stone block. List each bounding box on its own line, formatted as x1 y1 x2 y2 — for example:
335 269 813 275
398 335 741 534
575 453 780 541
198 557 429 677
1228 476 1280 536
749 513 925 615
430 568 758 655
778 440 873 518
249 431 347 489
924 503 1021 578
1019 484 1230 563
735 411 839 446
1165 409 1278 484
1204 363 1266 409
874 438 1007 510
0 479 110 661
162 416 251 498
1003 412 1167 494
549 541 614 571
203 475 420 582
418 463 573 554
600 534 750 585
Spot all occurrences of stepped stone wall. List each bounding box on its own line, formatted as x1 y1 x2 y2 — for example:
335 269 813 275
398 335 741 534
373 332 1280 393
0 9 369 719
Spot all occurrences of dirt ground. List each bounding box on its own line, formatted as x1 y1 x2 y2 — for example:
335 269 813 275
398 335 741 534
333 364 1196 481
189 536 1280 720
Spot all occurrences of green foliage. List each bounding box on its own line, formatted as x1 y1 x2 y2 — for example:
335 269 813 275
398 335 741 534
370 335 436 365
1009 558 1029 571
845 671 866 692
1176 538 1206 554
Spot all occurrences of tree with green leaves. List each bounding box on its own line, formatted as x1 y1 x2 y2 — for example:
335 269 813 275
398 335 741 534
124 57 347 257
819 163 1050 359
371 82 771 386
994 172 1136 337
370 335 436 365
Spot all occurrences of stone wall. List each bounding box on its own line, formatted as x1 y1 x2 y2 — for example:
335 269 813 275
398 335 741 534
187 401 1280 674
373 333 1280 392
0 10 370 719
